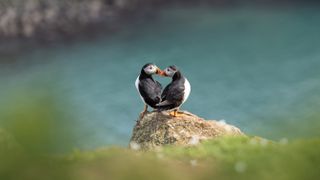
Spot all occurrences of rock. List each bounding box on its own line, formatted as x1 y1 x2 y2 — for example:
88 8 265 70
129 111 244 150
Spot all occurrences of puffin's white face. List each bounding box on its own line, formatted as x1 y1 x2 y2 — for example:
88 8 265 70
143 64 159 75
164 66 177 77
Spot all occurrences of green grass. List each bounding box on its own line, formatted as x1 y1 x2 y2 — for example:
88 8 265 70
1 132 320 180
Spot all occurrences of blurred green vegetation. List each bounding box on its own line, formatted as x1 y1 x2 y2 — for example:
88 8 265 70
1 132 320 180
0 86 75 154
0 87 320 180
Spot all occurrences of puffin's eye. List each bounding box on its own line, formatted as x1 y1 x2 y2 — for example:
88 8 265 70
149 66 153 69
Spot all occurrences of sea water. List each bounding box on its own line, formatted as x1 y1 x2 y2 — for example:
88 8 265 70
1 6 320 149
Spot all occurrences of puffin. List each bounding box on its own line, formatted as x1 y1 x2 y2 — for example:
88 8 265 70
135 63 165 117
156 65 191 117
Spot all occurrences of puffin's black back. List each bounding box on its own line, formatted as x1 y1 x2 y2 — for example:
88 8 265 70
138 70 162 108
158 71 185 110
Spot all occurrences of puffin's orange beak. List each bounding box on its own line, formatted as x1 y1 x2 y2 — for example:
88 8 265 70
156 68 167 77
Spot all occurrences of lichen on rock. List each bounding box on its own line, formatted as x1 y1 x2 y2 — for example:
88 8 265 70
129 111 244 150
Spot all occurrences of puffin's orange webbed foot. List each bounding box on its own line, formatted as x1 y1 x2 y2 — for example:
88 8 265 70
139 105 148 118
139 112 146 119
169 111 184 117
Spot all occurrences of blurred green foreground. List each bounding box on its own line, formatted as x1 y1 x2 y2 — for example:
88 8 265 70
0 90 320 180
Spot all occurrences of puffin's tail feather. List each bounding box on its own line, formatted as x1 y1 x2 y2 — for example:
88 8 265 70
155 100 175 111
155 106 172 111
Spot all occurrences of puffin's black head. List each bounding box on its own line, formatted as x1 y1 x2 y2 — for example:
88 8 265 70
141 63 165 76
163 65 179 77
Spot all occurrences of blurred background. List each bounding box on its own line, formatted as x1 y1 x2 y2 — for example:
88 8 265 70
0 0 320 150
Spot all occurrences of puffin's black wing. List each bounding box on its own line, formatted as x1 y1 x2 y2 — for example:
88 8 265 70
161 83 170 101
138 79 162 108
155 80 162 97
156 78 185 110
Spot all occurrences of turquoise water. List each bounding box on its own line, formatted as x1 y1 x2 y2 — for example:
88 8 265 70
1 6 320 149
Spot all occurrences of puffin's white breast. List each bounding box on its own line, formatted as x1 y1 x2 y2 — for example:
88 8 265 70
182 77 191 104
135 75 146 104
